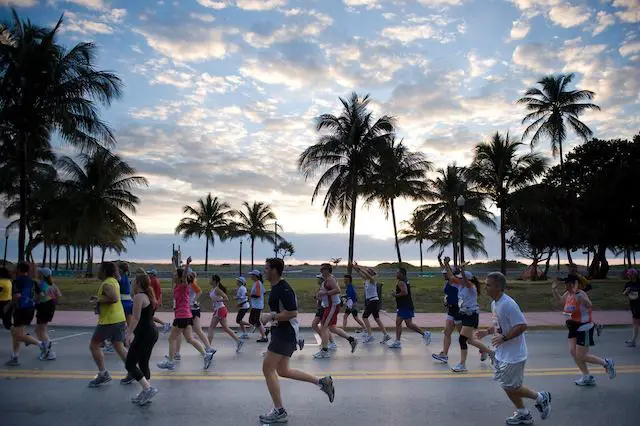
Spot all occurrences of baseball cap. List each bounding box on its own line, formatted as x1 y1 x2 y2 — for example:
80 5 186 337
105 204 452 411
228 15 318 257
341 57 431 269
455 271 473 279
146 269 157 276
236 276 247 285
315 274 323 279
39 267 52 278
248 270 261 276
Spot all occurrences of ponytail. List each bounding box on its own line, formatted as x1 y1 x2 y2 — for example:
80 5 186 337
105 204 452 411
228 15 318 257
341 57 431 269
135 270 156 310
219 283 228 295
471 277 481 294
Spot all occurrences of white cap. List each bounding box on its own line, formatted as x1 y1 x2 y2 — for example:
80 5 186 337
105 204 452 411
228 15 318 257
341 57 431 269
315 274 323 279
236 276 246 284
248 270 261 276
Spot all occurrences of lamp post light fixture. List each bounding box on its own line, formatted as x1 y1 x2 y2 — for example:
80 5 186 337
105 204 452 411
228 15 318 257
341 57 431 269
456 195 466 265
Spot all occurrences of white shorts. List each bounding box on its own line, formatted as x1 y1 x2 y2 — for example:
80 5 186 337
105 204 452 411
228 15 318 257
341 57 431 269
494 360 526 390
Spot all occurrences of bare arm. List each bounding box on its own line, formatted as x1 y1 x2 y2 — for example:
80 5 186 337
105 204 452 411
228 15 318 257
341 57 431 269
100 283 120 304
325 277 341 296
551 282 567 305
128 294 145 333
215 287 229 302
395 280 408 297
577 291 593 309
275 309 297 321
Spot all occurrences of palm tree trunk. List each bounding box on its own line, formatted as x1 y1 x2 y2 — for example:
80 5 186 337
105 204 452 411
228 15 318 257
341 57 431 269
18 133 27 262
80 246 85 270
347 187 358 275
55 245 60 270
500 207 506 274
390 199 402 265
251 236 255 270
543 248 553 279
556 250 560 271
419 239 423 272
205 239 209 272
101 246 106 263
42 239 47 267
48 244 53 268
66 245 70 270
566 248 573 265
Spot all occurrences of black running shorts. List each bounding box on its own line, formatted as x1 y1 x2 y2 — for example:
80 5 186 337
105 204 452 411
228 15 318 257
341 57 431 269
362 300 380 319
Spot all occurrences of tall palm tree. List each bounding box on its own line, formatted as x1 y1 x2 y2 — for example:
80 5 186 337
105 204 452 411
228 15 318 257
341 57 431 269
57 148 146 274
0 11 122 261
469 132 548 273
229 201 279 269
399 209 434 272
517 73 599 171
427 220 489 260
175 193 232 272
417 164 495 266
298 92 394 274
364 137 432 265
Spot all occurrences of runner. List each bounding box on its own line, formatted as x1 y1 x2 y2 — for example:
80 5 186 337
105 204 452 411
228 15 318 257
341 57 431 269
88 262 128 386
259 257 334 424
157 257 214 371
248 270 268 343
432 254 461 363
186 271 213 352
353 263 390 344
118 262 134 331
147 269 171 333
389 267 431 349
125 270 159 406
311 274 336 350
623 268 640 347
313 263 357 359
551 275 616 386
235 276 251 339
34 267 61 361
443 260 493 372
476 272 552 425
568 263 602 336
5 262 50 366
0 267 13 330
207 274 244 353
341 274 366 331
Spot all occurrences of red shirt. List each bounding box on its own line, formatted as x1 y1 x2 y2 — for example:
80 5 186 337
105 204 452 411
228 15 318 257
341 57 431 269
150 276 162 307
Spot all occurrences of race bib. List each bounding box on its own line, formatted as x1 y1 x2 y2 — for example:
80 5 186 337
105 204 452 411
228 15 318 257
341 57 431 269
629 291 639 301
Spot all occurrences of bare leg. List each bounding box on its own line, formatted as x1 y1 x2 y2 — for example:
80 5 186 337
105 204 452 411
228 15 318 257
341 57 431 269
35 323 48 342
353 314 366 329
374 316 387 335
111 341 127 363
363 317 372 335
220 317 240 342
89 340 105 371
263 351 284 408
168 327 180 358
276 355 319 385
183 326 205 355
207 317 220 344
569 339 590 375
192 316 211 348
14 326 40 346
395 317 403 341
342 313 348 329
461 326 493 355
442 320 454 355
405 319 424 335
329 325 352 341
576 345 606 367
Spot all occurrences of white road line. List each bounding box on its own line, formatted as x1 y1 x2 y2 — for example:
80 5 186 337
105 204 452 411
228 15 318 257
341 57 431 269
314 332 322 345
50 332 90 342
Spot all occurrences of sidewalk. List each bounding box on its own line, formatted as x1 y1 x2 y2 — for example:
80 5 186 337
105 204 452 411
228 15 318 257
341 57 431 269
50 310 632 329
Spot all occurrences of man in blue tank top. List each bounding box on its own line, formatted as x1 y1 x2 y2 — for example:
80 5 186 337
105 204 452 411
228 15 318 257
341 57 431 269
388 268 431 349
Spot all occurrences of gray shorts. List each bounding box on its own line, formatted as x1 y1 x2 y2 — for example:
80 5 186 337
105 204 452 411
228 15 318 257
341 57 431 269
493 360 526 390
92 322 126 343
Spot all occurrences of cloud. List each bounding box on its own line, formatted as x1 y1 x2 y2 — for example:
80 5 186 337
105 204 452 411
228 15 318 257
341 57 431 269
344 0 380 8
591 11 616 36
0 0 38 6
381 24 457 43
134 26 236 62
510 19 530 40
243 9 333 48
467 51 497 77
129 101 184 121
619 40 640 58
236 0 286 10
64 0 104 10
196 0 227 9
189 12 216 22
547 3 591 28
612 0 640 23
63 11 113 34
512 43 560 73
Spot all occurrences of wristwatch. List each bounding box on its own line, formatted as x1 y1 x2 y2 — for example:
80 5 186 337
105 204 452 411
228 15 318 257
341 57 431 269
501 334 509 341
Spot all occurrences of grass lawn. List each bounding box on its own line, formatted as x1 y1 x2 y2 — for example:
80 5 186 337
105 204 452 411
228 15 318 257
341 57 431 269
51 276 631 313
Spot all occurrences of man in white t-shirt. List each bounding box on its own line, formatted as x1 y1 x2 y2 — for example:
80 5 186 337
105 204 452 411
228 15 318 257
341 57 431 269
248 270 268 343
476 272 552 425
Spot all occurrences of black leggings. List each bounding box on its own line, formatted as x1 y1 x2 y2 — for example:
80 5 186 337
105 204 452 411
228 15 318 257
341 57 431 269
125 331 158 381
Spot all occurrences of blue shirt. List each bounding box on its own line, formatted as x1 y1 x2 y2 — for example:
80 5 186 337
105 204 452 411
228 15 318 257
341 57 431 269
13 275 39 309
345 283 357 302
444 281 458 306
119 274 131 296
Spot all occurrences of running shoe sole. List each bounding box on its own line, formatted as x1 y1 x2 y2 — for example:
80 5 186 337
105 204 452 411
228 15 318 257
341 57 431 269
320 376 335 403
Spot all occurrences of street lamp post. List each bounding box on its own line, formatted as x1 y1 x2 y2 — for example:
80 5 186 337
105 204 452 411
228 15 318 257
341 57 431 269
239 240 243 276
274 221 278 257
3 227 10 266
456 195 466 265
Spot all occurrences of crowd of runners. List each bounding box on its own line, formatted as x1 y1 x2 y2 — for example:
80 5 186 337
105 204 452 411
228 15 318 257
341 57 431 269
0 256 638 424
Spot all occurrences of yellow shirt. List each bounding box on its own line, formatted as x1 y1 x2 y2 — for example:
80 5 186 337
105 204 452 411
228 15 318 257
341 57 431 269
97 277 126 325
0 278 11 302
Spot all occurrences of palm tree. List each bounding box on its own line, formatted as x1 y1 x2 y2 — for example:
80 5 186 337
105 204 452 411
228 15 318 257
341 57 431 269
0 11 122 261
298 92 394 274
175 193 232 271
517 73 599 171
330 257 342 270
57 148 146 274
469 132 548 273
399 209 434 272
364 137 432 265
417 164 495 266
229 201 279 269
427 220 489 260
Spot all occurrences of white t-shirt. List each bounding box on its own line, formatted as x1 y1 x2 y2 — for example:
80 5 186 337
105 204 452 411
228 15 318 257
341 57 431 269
250 281 265 309
364 280 379 301
491 293 528 364
235 286 250 309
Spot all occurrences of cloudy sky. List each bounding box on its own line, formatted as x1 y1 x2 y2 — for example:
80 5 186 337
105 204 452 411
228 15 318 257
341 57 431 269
1 0 639 265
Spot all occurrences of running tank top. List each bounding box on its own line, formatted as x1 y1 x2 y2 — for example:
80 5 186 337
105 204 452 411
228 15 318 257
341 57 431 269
134 300 156 336
364 280 379 301
209 289 225 310
395 281 414 311
320 280 341 308
564 292 592 324
173 284 192 319
119 275 132 301
458 285 479 314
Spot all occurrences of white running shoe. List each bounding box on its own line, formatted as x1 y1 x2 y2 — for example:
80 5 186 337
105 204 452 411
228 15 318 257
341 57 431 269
236 339 245 353
575 376 596 386
157 359 176 370
363 334 374 343
625 340 637 347
313 350 331 359
240 333 250 340
173 353 181 361
203 351 214 370
604 358 616 379
388 340 402 349
505 411 534 425
161 323 172 334
534 391 552 420
451 363 467 373
422 331 431 345
432 353 448 363
46 351 57 361
328 342 338 351
380 334 391 344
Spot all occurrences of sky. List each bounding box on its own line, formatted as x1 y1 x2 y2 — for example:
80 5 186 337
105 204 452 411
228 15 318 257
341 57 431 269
1 0 639 265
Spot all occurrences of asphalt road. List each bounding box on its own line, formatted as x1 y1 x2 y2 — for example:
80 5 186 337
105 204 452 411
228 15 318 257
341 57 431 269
0 326 639 426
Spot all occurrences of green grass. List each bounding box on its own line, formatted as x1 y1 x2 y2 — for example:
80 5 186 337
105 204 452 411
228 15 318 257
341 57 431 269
52 276 630 313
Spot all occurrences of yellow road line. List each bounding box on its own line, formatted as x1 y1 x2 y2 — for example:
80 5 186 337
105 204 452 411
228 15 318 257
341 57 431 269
2 368 639 381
